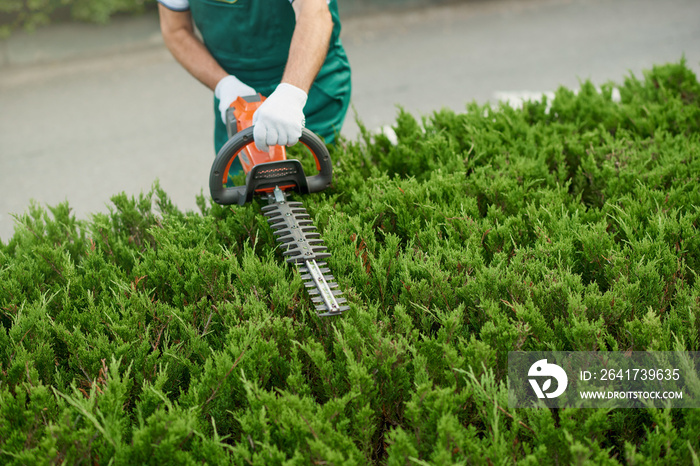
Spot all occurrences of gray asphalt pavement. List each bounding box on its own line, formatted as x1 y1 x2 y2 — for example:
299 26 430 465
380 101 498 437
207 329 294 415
1 0 699 242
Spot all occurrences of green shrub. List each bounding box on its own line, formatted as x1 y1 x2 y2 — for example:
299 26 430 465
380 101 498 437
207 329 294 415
1 59 700 464
0 0 155 38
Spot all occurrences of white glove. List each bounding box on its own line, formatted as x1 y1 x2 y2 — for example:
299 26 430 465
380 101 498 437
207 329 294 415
252 83 308 151
214 75 256 124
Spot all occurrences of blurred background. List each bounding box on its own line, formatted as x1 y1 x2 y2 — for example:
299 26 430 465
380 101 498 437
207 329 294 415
1 0 699 242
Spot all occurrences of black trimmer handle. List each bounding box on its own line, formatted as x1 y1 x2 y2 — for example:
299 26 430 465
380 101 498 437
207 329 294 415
209 126 333 206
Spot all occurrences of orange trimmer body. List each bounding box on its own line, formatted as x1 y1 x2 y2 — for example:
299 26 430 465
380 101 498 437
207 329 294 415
226 94 286 175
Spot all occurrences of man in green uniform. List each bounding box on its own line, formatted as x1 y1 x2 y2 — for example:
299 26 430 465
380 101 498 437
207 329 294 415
158 0 352 172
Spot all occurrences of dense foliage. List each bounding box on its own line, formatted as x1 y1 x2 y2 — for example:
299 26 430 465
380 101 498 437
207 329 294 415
0 0 153 38
1 60 700 464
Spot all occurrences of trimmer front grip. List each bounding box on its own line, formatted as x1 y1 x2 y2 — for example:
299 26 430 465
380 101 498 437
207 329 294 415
209 126 333 206
298 128 333 194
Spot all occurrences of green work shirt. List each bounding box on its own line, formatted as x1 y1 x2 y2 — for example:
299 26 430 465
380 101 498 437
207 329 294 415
188 0 352 171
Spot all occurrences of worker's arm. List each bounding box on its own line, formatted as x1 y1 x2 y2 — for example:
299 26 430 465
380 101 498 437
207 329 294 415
157 4 227 91
283 0 334 92
158 4 255 122
253 0 333 150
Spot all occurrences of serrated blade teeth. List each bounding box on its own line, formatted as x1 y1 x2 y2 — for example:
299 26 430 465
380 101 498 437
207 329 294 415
290 253 330 263
281 237 324 245
301 270 331 280
286 257 307 265
321 281 338 289
299 263 327 273
315 304 350 313
307 288 343 296
266 216 285 224
281 245 322 255
264 193 348 317
299 253 329 261
317 307 350 317
312 296 346 304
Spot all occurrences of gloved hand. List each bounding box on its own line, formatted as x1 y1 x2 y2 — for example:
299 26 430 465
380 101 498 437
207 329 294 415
215 75 256 124
253 83 308 151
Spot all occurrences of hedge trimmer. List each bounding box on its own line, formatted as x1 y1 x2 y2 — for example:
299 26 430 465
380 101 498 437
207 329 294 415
209 94 348 317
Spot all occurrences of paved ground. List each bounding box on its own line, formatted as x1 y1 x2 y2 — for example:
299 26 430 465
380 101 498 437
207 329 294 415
1 0 699 242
